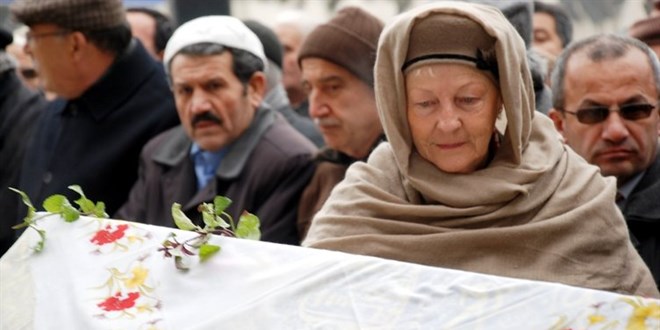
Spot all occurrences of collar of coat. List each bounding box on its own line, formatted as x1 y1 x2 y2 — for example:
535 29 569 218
64 40 160 122
151 105 276 180
624 147 660 222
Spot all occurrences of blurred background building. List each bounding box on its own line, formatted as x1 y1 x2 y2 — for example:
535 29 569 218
0 0 650 48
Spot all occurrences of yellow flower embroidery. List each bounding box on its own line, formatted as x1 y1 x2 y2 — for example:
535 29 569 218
623 298 660 330
588 314 606 325
124 265 149 289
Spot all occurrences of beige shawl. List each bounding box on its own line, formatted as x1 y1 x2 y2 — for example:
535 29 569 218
303 2 659 297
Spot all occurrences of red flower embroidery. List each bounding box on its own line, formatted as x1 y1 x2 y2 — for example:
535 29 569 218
90 224 129 245
97 292 140 312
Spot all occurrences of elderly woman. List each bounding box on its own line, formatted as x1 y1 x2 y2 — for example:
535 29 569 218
303 2 659 297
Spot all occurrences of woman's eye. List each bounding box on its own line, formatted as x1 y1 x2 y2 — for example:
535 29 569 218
410 99 437 115
417 101 433 108
457 97 480 106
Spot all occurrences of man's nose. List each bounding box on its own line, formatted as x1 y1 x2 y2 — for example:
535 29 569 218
601 111 630 143
189 89 212 114
308 89 329 118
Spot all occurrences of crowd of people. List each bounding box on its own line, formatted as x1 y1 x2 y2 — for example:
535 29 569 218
0 0 658 297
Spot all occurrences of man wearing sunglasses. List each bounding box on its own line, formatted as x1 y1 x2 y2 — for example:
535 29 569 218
549 34 660 289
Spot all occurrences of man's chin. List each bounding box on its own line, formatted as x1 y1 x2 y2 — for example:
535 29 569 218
598 163 638 181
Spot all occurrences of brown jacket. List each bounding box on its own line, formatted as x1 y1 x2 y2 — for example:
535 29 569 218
116 108 317 245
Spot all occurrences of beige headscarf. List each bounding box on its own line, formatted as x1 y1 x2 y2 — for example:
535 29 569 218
303 2 659 297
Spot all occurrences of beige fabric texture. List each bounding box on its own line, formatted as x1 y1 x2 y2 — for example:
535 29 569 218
303 1 659 297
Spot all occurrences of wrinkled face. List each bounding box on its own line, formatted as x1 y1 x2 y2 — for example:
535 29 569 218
533 12 563 58
170 52 259 152
405 63 501 174
274 25 305 97
550 49 660 183
301 58 381 159
24 23 75 97
126 11 159 60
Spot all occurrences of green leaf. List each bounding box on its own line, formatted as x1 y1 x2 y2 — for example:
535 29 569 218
9 187 35 219
171 203 198 231
199 202 216 228
198 244 221 262
33 229 46 253
214 196 232 216
61 204 80 222
67 185 86 198
235 211 261 240
42 194 67 213
174 256 190 271
215 214 231 229
75 197 96 214
11 222 29 230
93 201 109 218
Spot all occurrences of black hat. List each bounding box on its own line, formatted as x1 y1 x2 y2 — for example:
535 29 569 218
243 19 283 69
0 27 13 50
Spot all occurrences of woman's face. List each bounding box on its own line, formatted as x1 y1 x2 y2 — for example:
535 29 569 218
405 63 501 173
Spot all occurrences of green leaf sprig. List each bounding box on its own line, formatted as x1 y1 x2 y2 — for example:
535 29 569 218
10 185 108 252
159 196 261 271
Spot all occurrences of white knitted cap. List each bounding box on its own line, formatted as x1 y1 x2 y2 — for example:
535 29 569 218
163 15 266 71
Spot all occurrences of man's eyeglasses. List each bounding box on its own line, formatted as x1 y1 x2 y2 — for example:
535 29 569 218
25 30 71 44
562 103 657 124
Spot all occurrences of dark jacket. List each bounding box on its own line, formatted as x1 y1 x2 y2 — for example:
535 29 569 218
17 40 179 223
623 150 660 288
116 107 317 245
297 136 385 240
0 64 47 256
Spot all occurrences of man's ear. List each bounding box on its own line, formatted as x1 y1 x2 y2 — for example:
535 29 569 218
246 72 266 108
548 108 567 141
69 31 87 62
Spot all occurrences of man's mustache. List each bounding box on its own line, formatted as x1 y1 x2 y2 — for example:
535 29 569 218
192 112 223 126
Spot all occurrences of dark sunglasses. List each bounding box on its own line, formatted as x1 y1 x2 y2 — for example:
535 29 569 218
562 103 657 124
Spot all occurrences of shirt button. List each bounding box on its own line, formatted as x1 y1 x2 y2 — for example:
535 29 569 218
43 172 52 184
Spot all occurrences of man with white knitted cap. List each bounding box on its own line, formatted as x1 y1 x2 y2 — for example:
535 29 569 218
117 16 317 245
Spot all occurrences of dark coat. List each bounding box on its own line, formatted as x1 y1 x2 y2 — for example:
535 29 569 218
116 108 317 245
0 68 47 256
17 40 179 223
623 150 660 288
297 136 385 241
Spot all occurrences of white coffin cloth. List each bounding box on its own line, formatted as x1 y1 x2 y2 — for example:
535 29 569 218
1 214 658 329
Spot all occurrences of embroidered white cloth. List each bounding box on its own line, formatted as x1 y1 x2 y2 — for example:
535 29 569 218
1 215 658 329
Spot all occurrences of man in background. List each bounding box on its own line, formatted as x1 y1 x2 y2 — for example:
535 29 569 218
0 27 47 256
533 1 573 77
11 0 179 221
126 7 174 62
548 34 660 288
274 10 318 118
244 19 323 147
116 16 316 245
296 7 385 239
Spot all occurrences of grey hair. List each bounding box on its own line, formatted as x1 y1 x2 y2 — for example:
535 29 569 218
551 33 660 110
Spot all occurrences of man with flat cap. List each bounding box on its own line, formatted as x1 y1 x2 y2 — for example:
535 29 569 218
116 16 316 245
0 27 47 256
10 0 179 224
